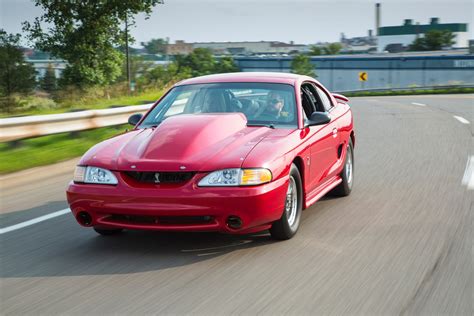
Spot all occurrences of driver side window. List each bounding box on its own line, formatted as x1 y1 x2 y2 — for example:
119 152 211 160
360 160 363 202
301 83 325 122
315 86 333 111
301 88 314 120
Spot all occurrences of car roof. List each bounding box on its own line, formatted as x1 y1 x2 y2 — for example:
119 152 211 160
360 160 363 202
175 72 312 86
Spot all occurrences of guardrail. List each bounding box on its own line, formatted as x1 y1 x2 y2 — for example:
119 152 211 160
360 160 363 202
0 103 153 142
1 84 472 142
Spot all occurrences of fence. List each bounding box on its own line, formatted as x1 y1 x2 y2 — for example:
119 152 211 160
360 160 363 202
234 54 474 91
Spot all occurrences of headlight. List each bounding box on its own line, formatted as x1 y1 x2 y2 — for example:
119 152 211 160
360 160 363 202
73 166 118 185
198 168 272 187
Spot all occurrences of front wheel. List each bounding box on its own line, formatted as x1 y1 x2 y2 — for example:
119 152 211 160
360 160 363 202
270 164 303 240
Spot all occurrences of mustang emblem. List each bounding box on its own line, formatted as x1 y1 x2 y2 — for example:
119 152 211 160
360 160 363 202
154 173 160 184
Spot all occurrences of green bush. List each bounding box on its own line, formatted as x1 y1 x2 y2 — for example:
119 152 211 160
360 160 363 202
21 95 58 111
291 54 316 77
0 94 58 113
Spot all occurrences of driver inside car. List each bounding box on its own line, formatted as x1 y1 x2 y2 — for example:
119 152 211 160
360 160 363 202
257 92 285 121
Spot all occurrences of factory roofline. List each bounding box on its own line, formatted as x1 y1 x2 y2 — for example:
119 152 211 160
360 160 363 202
175 40 305 47
379 20 468 36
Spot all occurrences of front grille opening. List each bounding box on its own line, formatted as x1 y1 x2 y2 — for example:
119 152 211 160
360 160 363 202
123 171 195 184
106 214 214 226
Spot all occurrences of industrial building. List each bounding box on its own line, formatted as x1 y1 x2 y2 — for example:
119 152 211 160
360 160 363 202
165 40 307 56
377 18 469 52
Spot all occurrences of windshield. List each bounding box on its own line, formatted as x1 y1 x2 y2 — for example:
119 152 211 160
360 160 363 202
139 82 297 128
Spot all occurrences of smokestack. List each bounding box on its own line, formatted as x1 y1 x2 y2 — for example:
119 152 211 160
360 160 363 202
375 3 381 36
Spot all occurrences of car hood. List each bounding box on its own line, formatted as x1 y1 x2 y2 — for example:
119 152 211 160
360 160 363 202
80 113 292 172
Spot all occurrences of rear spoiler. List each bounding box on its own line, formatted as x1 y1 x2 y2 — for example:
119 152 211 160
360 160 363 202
332 93 349 103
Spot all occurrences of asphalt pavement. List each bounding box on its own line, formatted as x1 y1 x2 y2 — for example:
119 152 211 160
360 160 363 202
1 94 473 315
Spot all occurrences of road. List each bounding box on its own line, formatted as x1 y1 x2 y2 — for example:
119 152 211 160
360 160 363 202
1 94 472 315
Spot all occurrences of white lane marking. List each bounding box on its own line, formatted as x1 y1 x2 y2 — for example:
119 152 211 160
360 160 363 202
462 156 474 190
453 115 470 124
0 208 70 234
411 102 426 107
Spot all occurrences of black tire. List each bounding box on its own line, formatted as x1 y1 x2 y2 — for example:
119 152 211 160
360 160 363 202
270 164 303 240
330 139 354 197
93 227 123 236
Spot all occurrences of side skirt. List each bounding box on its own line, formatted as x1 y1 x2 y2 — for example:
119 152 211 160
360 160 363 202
304 176 342 209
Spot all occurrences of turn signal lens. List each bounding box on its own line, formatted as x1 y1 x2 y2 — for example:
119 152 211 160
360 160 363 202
73 166 86 183
198 168 272 187
240 169 272 185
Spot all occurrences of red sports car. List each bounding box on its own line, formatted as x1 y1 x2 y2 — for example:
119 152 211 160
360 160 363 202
67 72 355 239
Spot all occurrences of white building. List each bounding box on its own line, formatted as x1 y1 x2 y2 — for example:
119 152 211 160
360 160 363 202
27 59 67 79
377 18 469 52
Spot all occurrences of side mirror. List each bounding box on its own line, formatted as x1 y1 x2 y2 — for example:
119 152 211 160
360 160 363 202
306 112 331 127
128 113 143 126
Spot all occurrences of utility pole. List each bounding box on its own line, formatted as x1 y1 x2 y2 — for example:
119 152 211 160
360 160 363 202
125 13 131 93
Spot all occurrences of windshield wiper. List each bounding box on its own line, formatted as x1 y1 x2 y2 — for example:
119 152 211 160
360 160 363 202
247 123 275 129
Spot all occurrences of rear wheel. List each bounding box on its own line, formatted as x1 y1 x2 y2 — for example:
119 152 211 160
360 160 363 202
331 139 354 197
270 164 303 240
93 227 123 236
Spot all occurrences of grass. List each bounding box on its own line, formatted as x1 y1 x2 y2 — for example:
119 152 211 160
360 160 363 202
0 125 128 174
343 87 474 97
62 90 164 110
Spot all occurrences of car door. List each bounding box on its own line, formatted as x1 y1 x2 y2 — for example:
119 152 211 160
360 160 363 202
301 83 340 193
313 83 343 180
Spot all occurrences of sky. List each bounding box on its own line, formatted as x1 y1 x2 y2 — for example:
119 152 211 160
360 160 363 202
1 0 473 47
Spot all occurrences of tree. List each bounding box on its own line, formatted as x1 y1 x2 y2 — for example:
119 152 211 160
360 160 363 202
323 43 342 55
117 55 154 84
140 62 191 88
23 0 163 87
40 64 57 93
0 30 37 97
309 46 323 56
215 56 239 73
139 51 238 89
309 43 342 56
409 30 455 51
175 48 216 77
141 38 168 55
290 54 316 77
173 49 240 77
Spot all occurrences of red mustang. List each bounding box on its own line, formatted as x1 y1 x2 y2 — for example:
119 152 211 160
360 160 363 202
67 72 354 239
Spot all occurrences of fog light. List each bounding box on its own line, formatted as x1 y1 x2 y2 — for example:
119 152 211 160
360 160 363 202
76 211 92 226
226 216 242 229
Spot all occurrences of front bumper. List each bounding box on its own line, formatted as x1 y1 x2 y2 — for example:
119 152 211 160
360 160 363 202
66 172 288 234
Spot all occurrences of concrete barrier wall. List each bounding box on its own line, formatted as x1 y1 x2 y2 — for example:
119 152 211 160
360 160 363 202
234 55 474 91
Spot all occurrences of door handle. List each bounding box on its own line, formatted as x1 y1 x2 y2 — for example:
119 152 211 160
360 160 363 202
332 128 338 137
